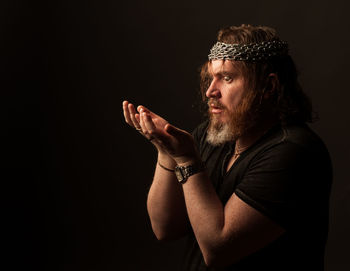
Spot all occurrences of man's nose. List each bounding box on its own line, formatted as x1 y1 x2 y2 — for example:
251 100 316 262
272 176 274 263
206 80 221 98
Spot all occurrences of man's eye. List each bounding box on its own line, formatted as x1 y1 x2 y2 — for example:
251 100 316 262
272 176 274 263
223 76 232 82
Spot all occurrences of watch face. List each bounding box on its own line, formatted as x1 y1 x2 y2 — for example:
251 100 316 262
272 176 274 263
174 162 204 184
175 167 184 182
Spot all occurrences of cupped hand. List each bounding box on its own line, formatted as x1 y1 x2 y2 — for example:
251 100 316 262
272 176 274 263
139 109 200 165
123 101 199 165
123 101 171 155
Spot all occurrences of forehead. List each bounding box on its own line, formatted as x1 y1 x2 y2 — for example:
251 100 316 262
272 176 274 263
208 60 240 75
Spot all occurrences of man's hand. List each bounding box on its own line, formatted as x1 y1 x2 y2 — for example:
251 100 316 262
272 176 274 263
123 101 168 153
122 100 199 165
138 106 200 165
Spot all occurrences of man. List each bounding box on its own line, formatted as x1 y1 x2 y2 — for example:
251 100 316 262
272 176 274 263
122 25 332 270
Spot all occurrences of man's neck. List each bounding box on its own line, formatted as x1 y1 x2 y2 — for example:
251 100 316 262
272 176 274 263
235 118 279 154
226 117 280 172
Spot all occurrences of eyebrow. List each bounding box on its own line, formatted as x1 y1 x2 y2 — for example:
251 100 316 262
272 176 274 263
207 62 240 77
211 70 237 77
220 71 235 76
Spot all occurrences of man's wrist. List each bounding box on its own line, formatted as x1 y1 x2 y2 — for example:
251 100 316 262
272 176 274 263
157 161 175 172
175 154 202 167
174 160 206 184
158 152 176 169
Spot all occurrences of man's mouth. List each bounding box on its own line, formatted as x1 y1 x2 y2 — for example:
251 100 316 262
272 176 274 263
208 100 225 114
209 105 224 114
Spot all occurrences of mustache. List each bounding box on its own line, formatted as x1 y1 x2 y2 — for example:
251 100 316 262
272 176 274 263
207 99 226 110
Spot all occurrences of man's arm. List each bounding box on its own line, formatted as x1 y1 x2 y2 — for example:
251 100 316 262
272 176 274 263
147 152 190 240
179 167 285 267
139 111 286 267
123 101 190 240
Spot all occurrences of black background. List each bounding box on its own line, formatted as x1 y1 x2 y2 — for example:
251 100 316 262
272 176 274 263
2 0 350 270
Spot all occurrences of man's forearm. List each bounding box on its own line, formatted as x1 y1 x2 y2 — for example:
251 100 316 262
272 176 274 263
147 153 190 240
181 171 225 255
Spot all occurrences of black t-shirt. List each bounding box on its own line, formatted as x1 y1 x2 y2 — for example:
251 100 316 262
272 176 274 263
180 121 332 271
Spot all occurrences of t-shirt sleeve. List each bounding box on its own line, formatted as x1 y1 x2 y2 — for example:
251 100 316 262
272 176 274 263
234 141 313 229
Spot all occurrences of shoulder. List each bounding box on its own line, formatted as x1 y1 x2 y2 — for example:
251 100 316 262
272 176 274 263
280 124 329 151
238 123 333 196
252 123 331 163
239 123 333 197
234 124 332 229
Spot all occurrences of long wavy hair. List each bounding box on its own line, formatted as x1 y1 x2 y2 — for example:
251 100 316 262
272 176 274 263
200 24 316 124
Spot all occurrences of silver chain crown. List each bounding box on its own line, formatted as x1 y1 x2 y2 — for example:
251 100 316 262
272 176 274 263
208 40 288 62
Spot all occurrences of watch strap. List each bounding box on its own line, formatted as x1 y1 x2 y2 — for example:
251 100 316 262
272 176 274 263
174 161 205 184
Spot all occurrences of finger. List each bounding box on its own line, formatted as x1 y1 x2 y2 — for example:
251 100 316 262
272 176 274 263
135 114 153 138
128 103 141 129
123 101 134 127
141 112 171 147
143 112 157 132
137 105 149 114
138 113 157 143
137 105 159 118
135 113 141 124
139 110 148 134
143 112 172 143
140 111 155 135
142 112 161 137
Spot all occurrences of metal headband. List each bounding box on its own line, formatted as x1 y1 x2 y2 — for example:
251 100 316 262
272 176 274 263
208 40 288 62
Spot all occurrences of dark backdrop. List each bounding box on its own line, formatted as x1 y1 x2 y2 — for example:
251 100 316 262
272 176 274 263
2 0 349 270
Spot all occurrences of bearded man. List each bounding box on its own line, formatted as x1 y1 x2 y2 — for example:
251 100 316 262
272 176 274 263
122 25 332 271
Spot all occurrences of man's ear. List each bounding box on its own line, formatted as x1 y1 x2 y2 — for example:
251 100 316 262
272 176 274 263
264 73 279 99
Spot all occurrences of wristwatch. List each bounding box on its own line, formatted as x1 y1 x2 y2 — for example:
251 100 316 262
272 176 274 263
174 161 205 184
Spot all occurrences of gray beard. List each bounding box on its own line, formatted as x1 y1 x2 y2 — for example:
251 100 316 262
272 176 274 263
205 94 256 146
206 120 236 146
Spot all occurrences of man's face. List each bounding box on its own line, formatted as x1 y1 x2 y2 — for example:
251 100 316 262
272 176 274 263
205 60 252 145
206 60 245 123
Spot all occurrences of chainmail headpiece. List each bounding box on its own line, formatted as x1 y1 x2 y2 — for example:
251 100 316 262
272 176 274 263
208 40 288 62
